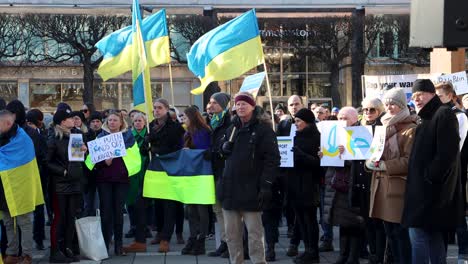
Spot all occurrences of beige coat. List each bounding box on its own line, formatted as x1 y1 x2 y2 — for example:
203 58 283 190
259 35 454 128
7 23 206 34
369 115 417 223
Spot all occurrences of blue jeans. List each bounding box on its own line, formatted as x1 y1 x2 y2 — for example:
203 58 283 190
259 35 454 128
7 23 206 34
457 218 468 259
319 186 333 242
408 227 446 264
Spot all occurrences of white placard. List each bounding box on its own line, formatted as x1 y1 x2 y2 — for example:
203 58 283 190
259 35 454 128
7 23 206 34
341 126 373 160
431 71 468 95
68 133 85 161
368 126 386 162
320 121 346 167
277 136 294 168
87 132 127 164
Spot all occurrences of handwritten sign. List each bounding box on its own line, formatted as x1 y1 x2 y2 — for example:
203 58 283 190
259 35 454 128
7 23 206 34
368 126 386 162
431 71 468 95
240 72 266 98
277 136 294 167
68 134 85 161
320 121 346 167
87 132 127 164
341 126 373 160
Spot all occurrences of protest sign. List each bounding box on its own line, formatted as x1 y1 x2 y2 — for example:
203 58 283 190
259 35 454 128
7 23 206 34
87 132 127 164
68 134 85 161
341 126 373 160
431 71 468 95
320 121 346 167
277 136 294 167
368 126 386 162
240 71 266 98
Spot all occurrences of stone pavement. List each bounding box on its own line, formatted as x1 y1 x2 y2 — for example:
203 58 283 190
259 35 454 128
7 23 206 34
30 214 461 264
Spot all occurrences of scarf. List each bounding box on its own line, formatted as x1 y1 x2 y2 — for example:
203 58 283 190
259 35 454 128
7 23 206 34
153 114 168 133
210 109 227 130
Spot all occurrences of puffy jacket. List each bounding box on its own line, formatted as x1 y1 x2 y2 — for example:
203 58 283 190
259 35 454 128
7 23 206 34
146 114 185 156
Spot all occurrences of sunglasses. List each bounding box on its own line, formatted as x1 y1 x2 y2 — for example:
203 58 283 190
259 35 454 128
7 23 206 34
363 108 377 114
81 109 88 113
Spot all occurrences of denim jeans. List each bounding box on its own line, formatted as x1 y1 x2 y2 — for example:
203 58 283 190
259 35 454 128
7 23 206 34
457 217 468 259
408 227 446 264
383 221 411 264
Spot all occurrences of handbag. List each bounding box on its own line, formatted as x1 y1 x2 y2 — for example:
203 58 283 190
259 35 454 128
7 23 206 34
331 168 349 193
75 210 108 261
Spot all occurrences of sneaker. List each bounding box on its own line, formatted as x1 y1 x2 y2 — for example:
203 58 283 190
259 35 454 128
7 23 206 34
123 242 147 253
318 240 334 252
287 244 299 257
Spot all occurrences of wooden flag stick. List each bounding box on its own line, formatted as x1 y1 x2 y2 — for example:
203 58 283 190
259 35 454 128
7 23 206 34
262 59 276 131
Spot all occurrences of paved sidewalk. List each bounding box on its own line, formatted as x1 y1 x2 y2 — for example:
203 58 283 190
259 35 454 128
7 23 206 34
31 214 460 264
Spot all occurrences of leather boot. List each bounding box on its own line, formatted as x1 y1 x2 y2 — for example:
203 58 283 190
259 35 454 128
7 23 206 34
181 237 195 255
190 236 206 255
208 241 228 257
334 234 350 264
19 255 32 264
123 242 147 253
345 236 361 264
4 255 20 264
295 248 320 264
265 244 276 262
49 250 73 263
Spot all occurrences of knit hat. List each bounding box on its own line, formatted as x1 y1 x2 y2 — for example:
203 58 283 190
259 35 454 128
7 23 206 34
383 88 407 110
234 92 256 107
275 103 286 112
26 109 44 127
89 111 103 122
6 99 26 126
56 102 72 112
412 79 436 94
53 109 72 125
211 92 231 110
294 108 316 124
70 111 86 123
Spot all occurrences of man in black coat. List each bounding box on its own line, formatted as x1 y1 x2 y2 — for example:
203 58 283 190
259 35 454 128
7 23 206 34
219 92 280 264
402 79 464 263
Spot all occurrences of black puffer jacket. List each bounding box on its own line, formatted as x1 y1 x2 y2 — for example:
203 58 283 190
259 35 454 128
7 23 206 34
287 124 322 208
218 107 281 211
210 111 231 181
402 96 464 231
146 113 185 156
47 126 84 194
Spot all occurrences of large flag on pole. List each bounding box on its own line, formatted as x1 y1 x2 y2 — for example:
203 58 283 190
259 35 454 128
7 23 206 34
187 9 264 95
96 9 171 82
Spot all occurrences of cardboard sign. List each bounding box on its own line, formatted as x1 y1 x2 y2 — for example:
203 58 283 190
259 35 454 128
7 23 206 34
341 126 373 160
87 132 127 164
277 136 294 168
68 134 85 162
320 121 346 167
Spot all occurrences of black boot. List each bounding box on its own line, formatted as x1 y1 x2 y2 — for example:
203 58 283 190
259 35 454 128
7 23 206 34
65 247 80 262
345 236 361 264
334 234 350 264
265 244 276 262
287 244 299 257
295 249 320 264
49 249 73 263
208 241 228 257
125 227 136 238
181 237 196 255
190 236 206 255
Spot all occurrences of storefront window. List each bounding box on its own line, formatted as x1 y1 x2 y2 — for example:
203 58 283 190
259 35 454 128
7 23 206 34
0 82 18 103
94 82 118 110
30 83 62 111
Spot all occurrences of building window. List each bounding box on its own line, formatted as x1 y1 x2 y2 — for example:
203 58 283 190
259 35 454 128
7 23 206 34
0 82 18 103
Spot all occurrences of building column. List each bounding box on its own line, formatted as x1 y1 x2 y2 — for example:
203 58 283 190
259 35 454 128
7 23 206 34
430 48 466 73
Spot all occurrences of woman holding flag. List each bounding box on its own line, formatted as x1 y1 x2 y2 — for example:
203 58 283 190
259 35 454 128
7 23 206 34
180 106 212 256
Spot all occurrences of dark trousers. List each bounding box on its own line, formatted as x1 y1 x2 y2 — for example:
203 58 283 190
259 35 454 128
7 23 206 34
367 218 386 262
154 199 164 233
383 221 411 264
56 194 81 251
128 204 136 228
97 183 128 250
83 184 98 217
295 207 319 252
134 196 149 243
262 208 282 245
188 204 209 238
290 217 302 246
160 200 184 241
33 205 45 243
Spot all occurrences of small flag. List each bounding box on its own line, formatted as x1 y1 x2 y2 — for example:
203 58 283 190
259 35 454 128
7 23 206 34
187 9 264 95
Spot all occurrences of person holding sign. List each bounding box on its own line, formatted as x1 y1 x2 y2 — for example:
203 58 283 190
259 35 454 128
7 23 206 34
92 110 141 256
287 108 322 263
47 109 87 263
365 88 417 264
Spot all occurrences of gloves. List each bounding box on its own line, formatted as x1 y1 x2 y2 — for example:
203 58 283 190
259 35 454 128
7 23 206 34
365 160 386 171
258 186 273 209
221 141 234 156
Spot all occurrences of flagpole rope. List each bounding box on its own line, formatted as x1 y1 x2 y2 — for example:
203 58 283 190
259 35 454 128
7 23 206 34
169 63 175 107
262 59 276 131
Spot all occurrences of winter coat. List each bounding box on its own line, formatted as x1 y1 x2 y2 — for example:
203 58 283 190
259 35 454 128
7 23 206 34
369 115 417 224
47 126 84 194
185 128 211 150
277 115 293 137
402 96 464 231
287 124 322 208
210 111 231 182
146 113 185 156
218 107 281 211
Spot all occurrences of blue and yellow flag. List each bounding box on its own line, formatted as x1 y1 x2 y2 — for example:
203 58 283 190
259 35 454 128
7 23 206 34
0 127 44 217
96 8 171 82
187 9 264 95
143 149 215 205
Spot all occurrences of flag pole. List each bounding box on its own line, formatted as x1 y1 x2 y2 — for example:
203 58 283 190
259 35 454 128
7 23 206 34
262 59 276 131
169 63 175 107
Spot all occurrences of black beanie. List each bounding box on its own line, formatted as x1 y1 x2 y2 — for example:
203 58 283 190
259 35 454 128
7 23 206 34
56 102 72 112
275 103 286 112
412 79 435 94
70 111 86 123
6 99 26 126
26 109 44 127
89 111 103 122
53 109 72 125
294 108 316 124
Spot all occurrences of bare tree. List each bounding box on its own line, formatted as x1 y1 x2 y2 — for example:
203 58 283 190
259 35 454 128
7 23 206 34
24 14 130 104
0 14 31 61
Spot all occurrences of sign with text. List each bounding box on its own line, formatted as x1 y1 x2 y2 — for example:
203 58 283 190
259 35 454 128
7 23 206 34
341 126 373 160
240 71 266 98
320 121 346 167
277 136 294 168
87 132 127 164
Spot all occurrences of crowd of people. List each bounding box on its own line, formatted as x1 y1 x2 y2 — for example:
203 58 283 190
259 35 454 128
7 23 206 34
0 78 467 264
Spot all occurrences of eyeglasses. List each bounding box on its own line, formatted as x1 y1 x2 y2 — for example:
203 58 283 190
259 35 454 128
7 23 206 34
362 108 376 114
80 109 88 113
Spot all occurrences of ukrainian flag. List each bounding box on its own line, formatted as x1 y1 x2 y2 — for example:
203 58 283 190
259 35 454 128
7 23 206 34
96 8 171 82
143 149 215 205
187 9 264 95
0 127 44 217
